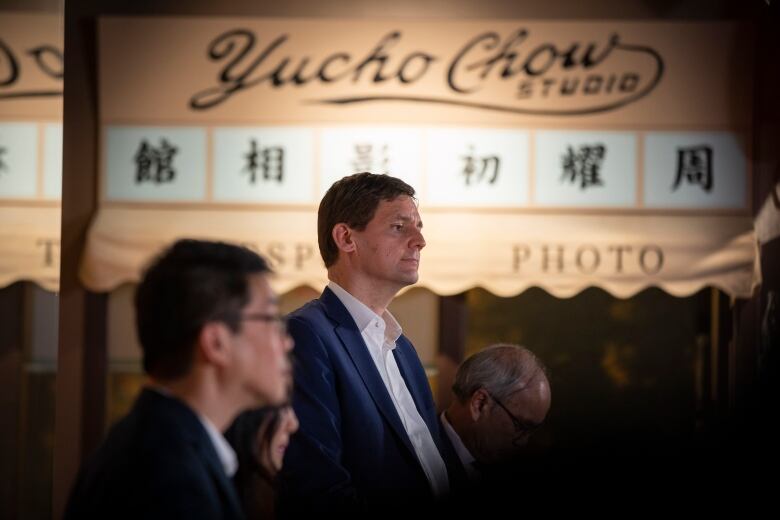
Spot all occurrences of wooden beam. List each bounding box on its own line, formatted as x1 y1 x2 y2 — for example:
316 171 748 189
52 12 106 518
0 284 24 520
437 293 468 411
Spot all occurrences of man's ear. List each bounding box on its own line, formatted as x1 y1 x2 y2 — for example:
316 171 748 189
197 321 232 368
332 223 356 254
469 388 490 421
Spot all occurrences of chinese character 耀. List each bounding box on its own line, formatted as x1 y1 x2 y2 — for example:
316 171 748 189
244 139 285 184
134 138 178 184
461 145 500 186
673 145 713 192
351 143 389 174
560 144 606 190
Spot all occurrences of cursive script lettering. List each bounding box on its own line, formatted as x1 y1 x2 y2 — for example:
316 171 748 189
189 27 664 116
0 38 62 99
448 31 620 94
190 30 438 109
28 45 63 79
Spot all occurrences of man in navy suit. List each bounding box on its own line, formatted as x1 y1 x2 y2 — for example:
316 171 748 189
64 240 293 519
279 173 455 514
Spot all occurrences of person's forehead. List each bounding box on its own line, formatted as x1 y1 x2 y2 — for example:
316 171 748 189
509 378 550 407
247 273 278 307
374 196 420 219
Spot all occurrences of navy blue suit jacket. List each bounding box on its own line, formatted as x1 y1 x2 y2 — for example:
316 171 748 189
278 287 453 513
64 388 244 520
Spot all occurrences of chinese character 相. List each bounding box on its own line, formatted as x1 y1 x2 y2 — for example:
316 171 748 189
244 139 285 184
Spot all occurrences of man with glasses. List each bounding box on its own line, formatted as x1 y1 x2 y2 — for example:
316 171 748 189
65 239 292 520
441 344 551 481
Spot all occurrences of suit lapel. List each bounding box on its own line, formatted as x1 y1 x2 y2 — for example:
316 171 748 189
321 288 418 459
196 441 244 520
139 390 244 519
150 391 244 520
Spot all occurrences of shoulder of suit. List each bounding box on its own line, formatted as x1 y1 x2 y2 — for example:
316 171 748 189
287 298 338 330
287 297 325 319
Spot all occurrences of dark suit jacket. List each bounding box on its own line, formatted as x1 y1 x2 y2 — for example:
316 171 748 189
64 388 244 520
278 287 457 514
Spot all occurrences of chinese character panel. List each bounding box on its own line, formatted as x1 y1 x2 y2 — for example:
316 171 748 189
426 128 529 207
319 127 423 195
643 132 747 209
43 123 62 200
213 127 315 203
0 122 38 199
104 126 207 202
535 131 637 208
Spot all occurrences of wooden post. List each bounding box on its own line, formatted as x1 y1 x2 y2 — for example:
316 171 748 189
437 293 468 411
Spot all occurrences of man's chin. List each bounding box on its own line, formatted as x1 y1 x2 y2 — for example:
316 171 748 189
384 272 419 293
251 386 287 408
397 271 420 286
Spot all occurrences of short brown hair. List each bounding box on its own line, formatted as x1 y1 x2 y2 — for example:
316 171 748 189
318 172 415 268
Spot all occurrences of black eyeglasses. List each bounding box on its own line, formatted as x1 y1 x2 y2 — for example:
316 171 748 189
486 390 543 447
240 313 288 335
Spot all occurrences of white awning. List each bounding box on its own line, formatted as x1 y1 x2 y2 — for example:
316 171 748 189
75 17 762 300
0 205 61 292
79 207 758 298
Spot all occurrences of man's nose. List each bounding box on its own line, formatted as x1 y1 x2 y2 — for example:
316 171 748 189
411 227 426 250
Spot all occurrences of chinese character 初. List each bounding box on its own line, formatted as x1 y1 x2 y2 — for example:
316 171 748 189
244 139 285 184
560 144 606 190
673 145 713 192
134 138 178 184
461 145 500 186
351 143 389 175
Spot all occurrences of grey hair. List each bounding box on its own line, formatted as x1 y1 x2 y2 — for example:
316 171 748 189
452 344 547 403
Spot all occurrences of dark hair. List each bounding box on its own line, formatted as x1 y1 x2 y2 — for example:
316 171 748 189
135 239 271 380
317 172 415 268
226 405 288 484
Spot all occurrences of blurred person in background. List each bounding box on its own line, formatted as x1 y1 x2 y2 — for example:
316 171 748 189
441 344 551 481
65 239 293 520
227 405 299 519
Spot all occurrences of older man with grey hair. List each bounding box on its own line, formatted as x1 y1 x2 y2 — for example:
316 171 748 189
441 344 551 480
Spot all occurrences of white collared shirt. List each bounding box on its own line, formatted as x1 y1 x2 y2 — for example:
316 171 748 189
440 411 481 481
197 413 238 478
149 386 238 477
328 281 450 497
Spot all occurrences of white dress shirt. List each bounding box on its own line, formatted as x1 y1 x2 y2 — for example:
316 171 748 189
150 386 237 477
328 281 450 497
440 411 481 481
197 413 238 478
